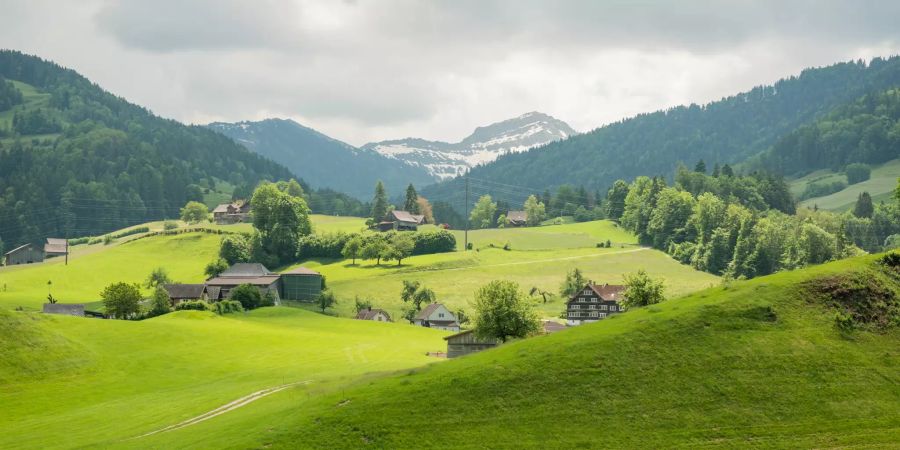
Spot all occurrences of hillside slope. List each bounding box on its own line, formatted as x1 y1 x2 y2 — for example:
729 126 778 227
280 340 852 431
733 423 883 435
190 254 899 449
364 111 576 180
0 51 293 248
422 56 900 209
207 118 436 199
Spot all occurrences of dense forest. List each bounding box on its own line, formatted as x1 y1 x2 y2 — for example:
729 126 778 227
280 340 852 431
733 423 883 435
0 51 297 248
423 56 900 213
753 88 900 175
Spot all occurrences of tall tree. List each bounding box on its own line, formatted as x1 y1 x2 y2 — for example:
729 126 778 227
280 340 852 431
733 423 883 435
622 270 666 307
341 235 364 264
605 180 629 220
416 197 434 224
559 268 587 297
179 201 209 224
472 280 540 343
404 184 421 214
853 192 874 218
251 182 312 264
523 195 546 226
470 195 497 229
694 159 707 174
101 282 142 319
371 181 389 222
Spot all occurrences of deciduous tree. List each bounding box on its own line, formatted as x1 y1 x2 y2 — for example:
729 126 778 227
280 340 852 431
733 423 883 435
179 201 209 224
622 270 665 307
101 282 142 319
472 280 540 343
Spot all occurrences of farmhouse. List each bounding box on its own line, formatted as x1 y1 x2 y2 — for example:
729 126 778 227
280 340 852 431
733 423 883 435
506 210 528 227
443 329 498 358
205 263 281 301
280 266 323 301
4 243 44 265
566 282 626 326
413 303 460 332
164 284 208 306
44 238 69 258
212 201 251 224
42 303 85 317
378 210 425 232
355 307 392 322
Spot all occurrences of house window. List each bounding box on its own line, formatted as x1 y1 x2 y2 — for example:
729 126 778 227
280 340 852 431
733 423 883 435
599 313 607 318
438 313 444 318
589 311 598 317
600 305 608 311
571 304 579 310
583 289 592 295
609 305 617 312
589 304 596 309
590 297 597 302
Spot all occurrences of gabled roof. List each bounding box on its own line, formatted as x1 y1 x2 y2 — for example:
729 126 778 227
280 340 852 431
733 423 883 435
568 283 626 302
428 320 459 328
46 238 67 245
389 210 424 224
507 211 527 223
45 238 68 254
355 308 391 320
212 203 231 213
4 243 33 256
164 284 207 299
205 275 280 287
282 266 320 276
415 302 454 321
219 263 274 277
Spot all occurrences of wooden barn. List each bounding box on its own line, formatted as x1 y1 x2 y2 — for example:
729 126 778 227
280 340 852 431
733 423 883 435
4 243 44 265
164 284 209 306
443 330 498 358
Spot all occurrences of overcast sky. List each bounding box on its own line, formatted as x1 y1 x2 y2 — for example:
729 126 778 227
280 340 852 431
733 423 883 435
2 0 900 146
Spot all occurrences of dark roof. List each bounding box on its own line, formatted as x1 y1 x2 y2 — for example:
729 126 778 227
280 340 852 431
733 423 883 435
205 275 280 287
282 266 320 276
507 211 527 223
4 243 33 256
569 283 626 302
164 284 207 299
219 263 274 278
415 303 451 321
389 210 424 224
355 308 391 320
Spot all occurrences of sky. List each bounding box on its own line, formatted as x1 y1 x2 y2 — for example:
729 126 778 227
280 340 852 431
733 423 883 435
2 0 900 146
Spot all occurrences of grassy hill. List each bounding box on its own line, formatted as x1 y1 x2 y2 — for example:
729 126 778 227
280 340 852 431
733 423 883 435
1 218 718 318
797 158 900 211
0 307 447 449
130 253 899 449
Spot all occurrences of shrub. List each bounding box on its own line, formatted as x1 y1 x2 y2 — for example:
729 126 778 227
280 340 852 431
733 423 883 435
212 300 243 315
411 230 456 255
163 221 179 231
175 301 208 311
845 163 871 185
502 242 511 251
230 283 263 310
111 226 150 239
102 234 115 245
68 237 90 245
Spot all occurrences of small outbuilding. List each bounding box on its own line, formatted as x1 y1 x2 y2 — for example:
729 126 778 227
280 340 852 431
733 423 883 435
212 201 251 224
280 266 322 301
42 303 85 317
355 307 392 322
443 329 498 358
164 284 208 306
382 210 425 231
506 210 528 227
4 243 44 265
44 238 69 258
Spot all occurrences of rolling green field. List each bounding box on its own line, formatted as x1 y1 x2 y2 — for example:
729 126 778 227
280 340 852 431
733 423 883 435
0 217 716 319
796 158 900 211
0 307 446 449
130 253 899 449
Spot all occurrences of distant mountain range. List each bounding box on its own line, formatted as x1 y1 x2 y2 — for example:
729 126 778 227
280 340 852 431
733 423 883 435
362 112 577 180
208 112 577 199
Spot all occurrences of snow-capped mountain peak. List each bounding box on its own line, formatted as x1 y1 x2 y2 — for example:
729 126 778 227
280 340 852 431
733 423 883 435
362 112 577 180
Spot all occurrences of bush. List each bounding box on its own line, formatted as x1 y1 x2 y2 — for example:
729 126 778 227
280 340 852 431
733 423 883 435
412 230 456 254
212 300 243 315
175 301 208 311
230 283 263 310
163 221 179 231
845 163 871 185
102 234 115 245
68 237 90 245
799 181 847 200
111 226 150 239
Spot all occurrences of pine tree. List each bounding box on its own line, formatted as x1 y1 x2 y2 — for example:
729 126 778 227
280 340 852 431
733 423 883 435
852 191 874 218
371 181 389 222
404 184 420 214
721 164 734 177
694 159 707 174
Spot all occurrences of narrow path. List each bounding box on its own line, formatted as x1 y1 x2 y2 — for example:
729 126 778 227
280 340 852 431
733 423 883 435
129 380 312 440
438 246 650 272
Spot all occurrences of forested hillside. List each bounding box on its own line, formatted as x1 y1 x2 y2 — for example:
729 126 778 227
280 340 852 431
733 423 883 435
0 51 293 248
754 88 900 174
423 56 900 209
207 119 436 199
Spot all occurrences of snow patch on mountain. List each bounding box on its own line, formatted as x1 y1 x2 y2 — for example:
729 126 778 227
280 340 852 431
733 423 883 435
362 112 577 180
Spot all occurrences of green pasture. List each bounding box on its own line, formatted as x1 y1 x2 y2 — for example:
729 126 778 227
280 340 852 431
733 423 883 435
0 307 446 449
797 158 900 210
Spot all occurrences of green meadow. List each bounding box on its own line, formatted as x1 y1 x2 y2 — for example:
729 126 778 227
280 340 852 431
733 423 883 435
0 307 446 449
796 158 900 211
133 254 900 449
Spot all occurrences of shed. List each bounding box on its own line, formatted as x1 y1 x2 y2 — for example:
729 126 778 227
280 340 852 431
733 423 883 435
42 303 85 317
355 307 392 322
4 243 44 265
280 266 322 301
507 211 528 227
443 329 498 358
44 238 69 258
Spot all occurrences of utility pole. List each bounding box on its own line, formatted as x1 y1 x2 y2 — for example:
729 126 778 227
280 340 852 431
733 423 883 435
464 174 469 251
